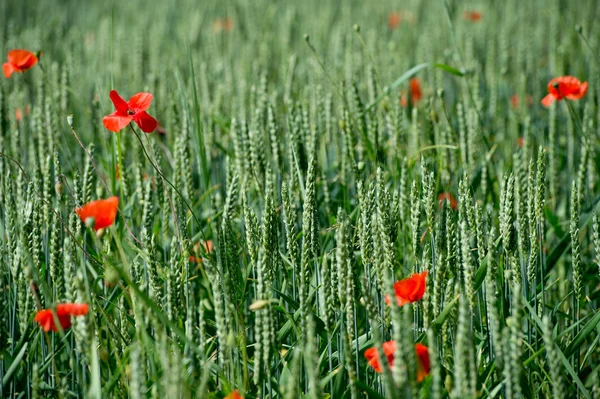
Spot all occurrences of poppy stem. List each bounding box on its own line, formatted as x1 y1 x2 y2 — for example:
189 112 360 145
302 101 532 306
564 100 587 148
68 124 143 246
128 124 208 243
116 130 125 211
576 26 600 65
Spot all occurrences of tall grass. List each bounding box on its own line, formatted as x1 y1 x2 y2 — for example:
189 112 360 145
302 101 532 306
1 0 599 398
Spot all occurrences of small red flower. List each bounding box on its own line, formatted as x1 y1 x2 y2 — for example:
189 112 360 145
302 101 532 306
103 90 158 133
415 343 431 382
364 341 430 382
510 94 519 109
15 108 23 121
75 196 119 231
34 303 89 332
517 137 524 148
410 78 422 104
3 49 38 78
388 12 401 30
463 11 482 22
213 17 234 33
365 340 396 373
225 390 243 399
190 240 214 263
541 76 588 108
438 192 457 210
385 271 428 307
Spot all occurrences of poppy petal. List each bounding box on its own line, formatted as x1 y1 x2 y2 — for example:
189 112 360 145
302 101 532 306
109 90 129 113
134 111 158 133
3 63 13 78
566 81 588 100
382 341 397 357
103 112 133 132
57 303 89 317
578 81 588 97
415 343 431 382
541 94 555 108
34 303 89 332
128 92 154 113
225 391 244 399
7 50 38 69
75 196 119 230
34 310 52 331
364 347 383 372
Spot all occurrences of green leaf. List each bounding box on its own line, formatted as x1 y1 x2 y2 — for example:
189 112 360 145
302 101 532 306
433 63 465 76
564 310 600 358
355 379 386 399
546 194 600 275
523 301 590 398
430 295 459 332
365 63 430 112
88 337 102 399
1 342 28 388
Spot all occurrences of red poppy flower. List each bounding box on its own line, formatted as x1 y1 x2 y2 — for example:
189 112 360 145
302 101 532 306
213 17 234 33
415 343 431 382
3 49 38 78
102 90 158 133
410 78 422 103
189 240 214 263
34 303 89 332
364 340 396 373
463 11 482 22
517 137 524 148
385 271 428 307
388 12 401 30
438 192 457 210
15 108 23 121
365 341 430 382
541 76 588 108
75 196 119 231
510 94 519 109
225 390 243 399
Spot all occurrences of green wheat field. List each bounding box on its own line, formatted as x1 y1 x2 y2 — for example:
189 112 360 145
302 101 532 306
1 0 599 398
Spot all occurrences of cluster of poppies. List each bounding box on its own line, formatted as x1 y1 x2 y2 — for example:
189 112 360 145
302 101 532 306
388 9 481 31
3 45 590 395
364 271 431 381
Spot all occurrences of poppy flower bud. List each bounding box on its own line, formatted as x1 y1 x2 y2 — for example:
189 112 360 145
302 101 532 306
353 24 360 32
99 346 109 363
104 266 120 286
437 88 445 99
575 25 583 34
304 34 310 42
67 114 74 128
55 180 63 197
85 216 96 229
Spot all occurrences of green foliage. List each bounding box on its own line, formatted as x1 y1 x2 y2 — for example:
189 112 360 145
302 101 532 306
1 0 600 398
